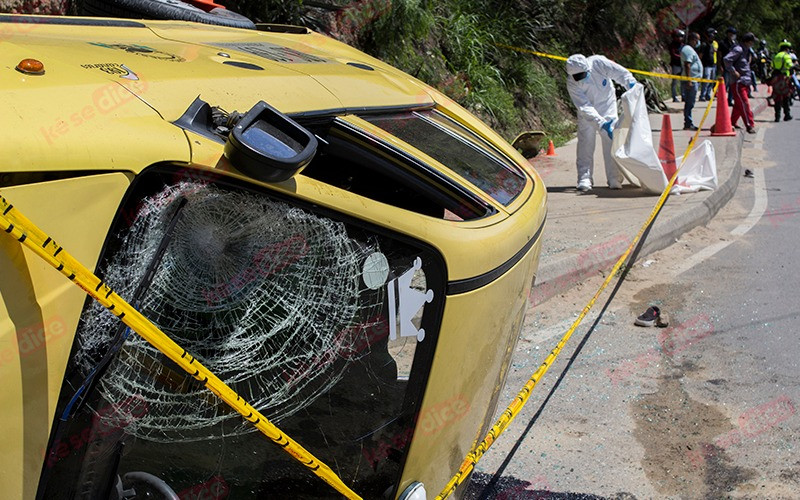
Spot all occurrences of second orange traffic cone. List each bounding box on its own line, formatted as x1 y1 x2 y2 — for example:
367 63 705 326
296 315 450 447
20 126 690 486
711 78 736 136
545 139 556 156
658 114 677 181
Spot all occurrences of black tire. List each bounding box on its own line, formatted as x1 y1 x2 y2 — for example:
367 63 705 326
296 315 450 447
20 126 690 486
78 0 256 30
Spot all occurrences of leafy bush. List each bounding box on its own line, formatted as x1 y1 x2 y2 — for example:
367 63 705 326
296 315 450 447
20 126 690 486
225 0 305 24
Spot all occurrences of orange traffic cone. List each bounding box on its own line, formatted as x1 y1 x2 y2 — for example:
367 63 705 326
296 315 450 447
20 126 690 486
711 78 737 137
658 114 677 181
545 139 556 156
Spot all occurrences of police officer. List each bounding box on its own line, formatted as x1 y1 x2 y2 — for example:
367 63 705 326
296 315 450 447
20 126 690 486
772 41 794 122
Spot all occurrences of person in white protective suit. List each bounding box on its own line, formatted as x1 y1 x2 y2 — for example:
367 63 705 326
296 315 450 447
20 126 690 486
565 54 637 192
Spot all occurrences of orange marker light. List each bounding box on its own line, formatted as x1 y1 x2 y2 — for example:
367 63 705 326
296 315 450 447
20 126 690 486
15 58 45 75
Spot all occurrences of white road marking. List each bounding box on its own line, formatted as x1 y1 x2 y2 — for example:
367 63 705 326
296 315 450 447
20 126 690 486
675 127 768 276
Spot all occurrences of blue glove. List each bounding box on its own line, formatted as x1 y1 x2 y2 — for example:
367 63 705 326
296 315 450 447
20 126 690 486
629 81 636 89
601 120 614 139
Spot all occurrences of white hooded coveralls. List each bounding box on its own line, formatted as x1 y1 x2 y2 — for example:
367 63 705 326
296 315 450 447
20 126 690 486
566 54 636 187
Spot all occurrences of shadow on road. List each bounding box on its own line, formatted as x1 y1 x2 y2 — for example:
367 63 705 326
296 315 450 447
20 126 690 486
464 472 636 499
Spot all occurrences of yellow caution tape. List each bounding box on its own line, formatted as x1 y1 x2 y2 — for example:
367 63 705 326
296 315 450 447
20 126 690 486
494 43 717 83
0 196 361 500
436 82 721 499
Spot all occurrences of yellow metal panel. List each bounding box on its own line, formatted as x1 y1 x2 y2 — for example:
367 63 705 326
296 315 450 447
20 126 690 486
185 130 226 168
397 240 542 496
1 28 190 174
0 173 130 499
145 22 435 111
31 19 433 120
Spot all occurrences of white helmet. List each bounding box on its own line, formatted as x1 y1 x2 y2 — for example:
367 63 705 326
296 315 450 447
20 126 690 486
566 54 590 75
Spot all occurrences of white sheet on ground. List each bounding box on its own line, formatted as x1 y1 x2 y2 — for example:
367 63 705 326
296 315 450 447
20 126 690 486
611 84 669 194
671 140 718 194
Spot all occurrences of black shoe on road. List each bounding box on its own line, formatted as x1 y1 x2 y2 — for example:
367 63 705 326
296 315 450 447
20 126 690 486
785 115 793 121
635 306 661 327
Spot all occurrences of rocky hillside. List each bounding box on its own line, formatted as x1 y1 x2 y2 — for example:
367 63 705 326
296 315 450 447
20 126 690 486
0 0 65 13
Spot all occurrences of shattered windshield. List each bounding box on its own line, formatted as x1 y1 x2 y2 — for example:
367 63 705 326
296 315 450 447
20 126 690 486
39 167 444 498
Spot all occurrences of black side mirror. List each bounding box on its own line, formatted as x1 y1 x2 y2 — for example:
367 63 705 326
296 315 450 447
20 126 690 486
511 130 546 159
224 101 318 183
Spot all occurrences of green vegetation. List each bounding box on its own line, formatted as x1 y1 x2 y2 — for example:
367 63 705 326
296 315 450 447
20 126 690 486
226 0 306 24
707 0 800 47
363 0 582 143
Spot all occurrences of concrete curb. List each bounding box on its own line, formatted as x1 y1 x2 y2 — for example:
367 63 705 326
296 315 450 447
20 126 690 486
638 96 767 255
532 132 745 306
640 133 743 257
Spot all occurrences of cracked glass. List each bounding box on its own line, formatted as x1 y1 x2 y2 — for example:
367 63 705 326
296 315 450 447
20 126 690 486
38 167 445 498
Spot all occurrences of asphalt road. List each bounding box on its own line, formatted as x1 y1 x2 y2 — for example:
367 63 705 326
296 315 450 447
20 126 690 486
463 114 800 499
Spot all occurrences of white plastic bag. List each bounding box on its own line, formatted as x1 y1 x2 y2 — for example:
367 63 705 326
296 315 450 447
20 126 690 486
671 140 718 194
612 84 669 194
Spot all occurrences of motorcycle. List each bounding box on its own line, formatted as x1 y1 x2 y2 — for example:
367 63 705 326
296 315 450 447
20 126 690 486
755 49 772 83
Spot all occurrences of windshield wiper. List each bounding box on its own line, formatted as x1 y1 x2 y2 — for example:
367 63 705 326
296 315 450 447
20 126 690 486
60 197 188 421
37 197 188 500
